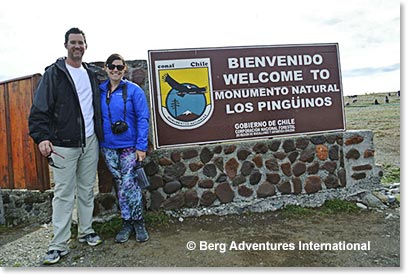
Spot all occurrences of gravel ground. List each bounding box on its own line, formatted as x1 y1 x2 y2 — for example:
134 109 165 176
0 206 400 267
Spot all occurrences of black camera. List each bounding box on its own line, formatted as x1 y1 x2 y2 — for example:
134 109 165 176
111 121 128 134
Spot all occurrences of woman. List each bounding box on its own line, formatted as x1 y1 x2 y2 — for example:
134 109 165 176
99 53 150 243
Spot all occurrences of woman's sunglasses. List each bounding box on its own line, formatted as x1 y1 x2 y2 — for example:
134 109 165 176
47 151 65 169
107 64 125 71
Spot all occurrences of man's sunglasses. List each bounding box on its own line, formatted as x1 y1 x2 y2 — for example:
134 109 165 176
47 151 65 169
107 64 125 71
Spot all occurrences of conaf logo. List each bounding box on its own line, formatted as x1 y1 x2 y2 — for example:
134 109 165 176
156 59 214 129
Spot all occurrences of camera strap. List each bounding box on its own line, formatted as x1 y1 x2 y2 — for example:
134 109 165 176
106 83 127 126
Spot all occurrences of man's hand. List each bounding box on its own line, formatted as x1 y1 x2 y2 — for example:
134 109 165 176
38 140 54 157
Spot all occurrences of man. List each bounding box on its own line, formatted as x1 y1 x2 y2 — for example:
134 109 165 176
29 27 104 265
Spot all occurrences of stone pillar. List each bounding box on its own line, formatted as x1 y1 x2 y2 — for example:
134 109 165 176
0 187 5 225
343 130 382 186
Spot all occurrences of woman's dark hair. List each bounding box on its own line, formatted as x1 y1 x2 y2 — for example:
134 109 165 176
105 53 126 67
65 27 87 45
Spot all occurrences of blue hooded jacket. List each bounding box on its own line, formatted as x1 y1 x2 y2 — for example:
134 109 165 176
99 79 149 150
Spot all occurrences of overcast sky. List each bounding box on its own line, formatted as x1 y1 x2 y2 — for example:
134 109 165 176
0 0 401 95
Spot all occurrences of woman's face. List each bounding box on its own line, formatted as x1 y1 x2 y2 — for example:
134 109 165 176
106 59 125 82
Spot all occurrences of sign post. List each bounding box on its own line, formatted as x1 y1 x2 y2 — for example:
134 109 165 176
148 43 345 148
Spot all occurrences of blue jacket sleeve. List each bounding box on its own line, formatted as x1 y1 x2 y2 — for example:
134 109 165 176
132 85 150 151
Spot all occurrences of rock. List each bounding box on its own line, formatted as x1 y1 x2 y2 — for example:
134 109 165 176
215 183 235 203
387 195 397 205
180 175 199 188
256 182 276 198
163 181 182 194
316 145 328 160
200 191 217 206
184 190 199 208
304 176 322 193
198 179 214 188
150 191 165 211
182 149 198 159
203 164 217 178
240 161 255 176
237 149 251 160
253 143 269 154
162 192 185 210
356 202 368 209
361 193 387 209
282 140 296 152
238 185 253 197
372 191 389 204
200 147 214 163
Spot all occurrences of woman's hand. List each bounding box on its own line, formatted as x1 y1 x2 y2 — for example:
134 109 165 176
136 150 146 162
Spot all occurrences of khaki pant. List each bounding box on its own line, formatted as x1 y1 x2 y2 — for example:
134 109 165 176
49 134 99 251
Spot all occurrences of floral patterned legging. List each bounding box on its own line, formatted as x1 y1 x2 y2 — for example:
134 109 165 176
101 147 143 221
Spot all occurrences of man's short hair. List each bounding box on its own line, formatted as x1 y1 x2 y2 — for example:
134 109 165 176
64 27 87 45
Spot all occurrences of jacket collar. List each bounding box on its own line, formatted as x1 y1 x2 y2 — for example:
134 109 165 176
101 79 127 92
54 57 89 71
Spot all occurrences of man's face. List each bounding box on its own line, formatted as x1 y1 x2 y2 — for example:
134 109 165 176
65 33 86 61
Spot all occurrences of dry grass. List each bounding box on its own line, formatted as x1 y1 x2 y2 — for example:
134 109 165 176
344 91 400 168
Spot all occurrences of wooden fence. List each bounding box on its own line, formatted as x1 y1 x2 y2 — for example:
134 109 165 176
0 75 50 191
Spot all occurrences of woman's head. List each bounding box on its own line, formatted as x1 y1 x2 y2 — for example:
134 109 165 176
105 53 127 82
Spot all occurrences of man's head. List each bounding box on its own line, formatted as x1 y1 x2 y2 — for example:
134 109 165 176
64 27 87 45
64 27 87 63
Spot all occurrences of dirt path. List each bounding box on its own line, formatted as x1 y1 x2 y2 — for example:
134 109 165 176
0 207 400 267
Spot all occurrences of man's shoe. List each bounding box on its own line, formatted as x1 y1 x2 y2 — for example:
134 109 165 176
133 221 149 242
115 220 134 243
78 233 103 246
42 249 69 265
